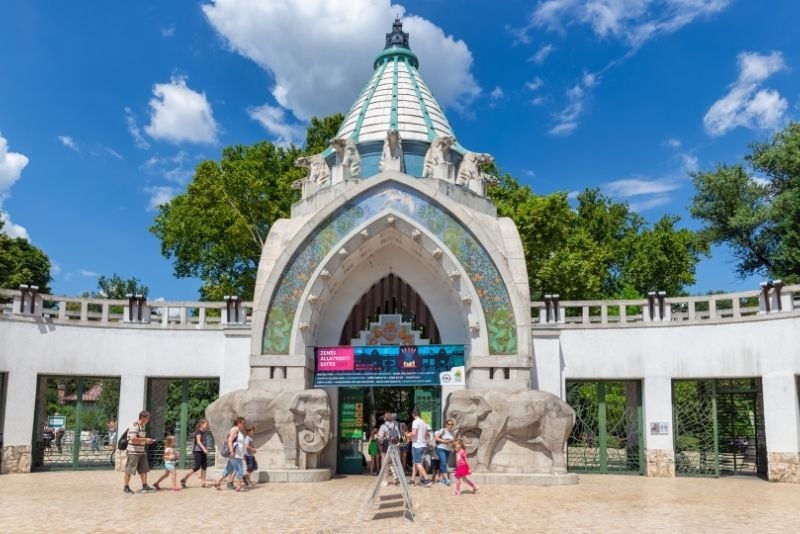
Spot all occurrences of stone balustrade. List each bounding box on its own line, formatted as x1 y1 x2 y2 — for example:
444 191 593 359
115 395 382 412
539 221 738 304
0 288 253 329
532 283 800 327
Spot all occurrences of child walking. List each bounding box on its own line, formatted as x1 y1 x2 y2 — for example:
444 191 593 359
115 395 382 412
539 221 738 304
453 439 478 496
368 427 380 474
154 435 180 491
243 426 258 486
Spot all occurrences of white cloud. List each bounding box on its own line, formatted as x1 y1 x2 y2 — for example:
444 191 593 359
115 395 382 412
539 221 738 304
51 261 62 277
490 86 505 101
664 137 681 148
0 210 29 240
603 177 681 197
681 153 698 173
78 269 101 277
530 95 548 106
161 25 176 37
549 72 598 136
0 132 29 197
704 51 788 137
145 186 179 211
530 43 556 64
142 151 195 184
629 195 672 212
0 132 30 240
524 0 730 49
125 107 151 150
525 77 545 91
202 0 481 121
105 147 123 160
144 75 219 144
247 104 305 147
58 135 79 152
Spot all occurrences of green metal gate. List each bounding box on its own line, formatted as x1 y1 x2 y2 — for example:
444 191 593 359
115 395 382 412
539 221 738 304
32 376 120 470
145 378 219 469
566 380 644 474
672 378 766 478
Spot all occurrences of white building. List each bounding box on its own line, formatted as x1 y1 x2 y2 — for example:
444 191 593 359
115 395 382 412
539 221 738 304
2 20 799 484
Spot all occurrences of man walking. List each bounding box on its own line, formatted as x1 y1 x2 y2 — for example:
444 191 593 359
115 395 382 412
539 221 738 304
409 408 433 487
123 410 155 494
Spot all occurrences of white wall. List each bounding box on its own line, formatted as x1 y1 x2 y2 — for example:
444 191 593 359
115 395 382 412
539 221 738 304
0 319 250 447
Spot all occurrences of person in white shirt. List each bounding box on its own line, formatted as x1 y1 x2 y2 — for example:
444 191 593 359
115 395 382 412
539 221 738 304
434 419 456 486
408 408 433 487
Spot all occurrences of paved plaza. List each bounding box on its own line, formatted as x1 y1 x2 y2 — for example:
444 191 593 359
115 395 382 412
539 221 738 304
1 471 798 533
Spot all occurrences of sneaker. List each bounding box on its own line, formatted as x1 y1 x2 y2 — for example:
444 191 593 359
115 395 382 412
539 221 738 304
421 479 433 487
153 483 161 491
439 479 448 486
123 486 134 495
226 482 235 490
140 485 156 493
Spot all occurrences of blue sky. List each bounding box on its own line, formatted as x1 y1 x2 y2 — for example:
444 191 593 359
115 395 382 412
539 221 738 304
1 1 798 300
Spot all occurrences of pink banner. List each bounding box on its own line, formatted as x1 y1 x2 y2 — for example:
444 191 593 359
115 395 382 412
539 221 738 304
316 346 355 372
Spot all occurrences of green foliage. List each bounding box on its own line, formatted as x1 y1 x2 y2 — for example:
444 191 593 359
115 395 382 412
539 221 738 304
95 274 149 299
164 380 219 432
0 219 52 293
691 122 800 282
150 114 344 300
487 173 706 299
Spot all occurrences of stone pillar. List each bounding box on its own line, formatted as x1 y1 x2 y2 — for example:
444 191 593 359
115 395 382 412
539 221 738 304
531 331 563 398
762 374 800 483
1 372 37 474
643 376 675 477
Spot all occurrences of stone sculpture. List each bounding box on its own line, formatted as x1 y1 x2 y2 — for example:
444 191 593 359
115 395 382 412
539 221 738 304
330 137 361 184
456 151 497 197
206 388 332 469
379 129 404 172
445 389 575 473
293 154 330 199
423 135 456 181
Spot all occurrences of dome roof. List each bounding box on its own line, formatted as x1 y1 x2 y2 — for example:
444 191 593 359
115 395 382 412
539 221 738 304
335 19 456 144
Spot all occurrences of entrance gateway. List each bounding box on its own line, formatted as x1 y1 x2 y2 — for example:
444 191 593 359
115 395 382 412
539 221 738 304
205 19 577 485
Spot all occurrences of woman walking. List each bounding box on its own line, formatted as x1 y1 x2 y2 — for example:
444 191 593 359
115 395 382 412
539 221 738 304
181 419 210 488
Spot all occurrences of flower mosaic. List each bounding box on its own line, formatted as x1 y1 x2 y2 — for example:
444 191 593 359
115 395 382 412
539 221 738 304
262 184 517 355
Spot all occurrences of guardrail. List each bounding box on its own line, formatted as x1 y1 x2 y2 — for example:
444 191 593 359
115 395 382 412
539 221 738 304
0 288 254 329
531 284 800 327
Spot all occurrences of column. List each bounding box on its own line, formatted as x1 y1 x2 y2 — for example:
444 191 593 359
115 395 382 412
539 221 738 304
642 376 675 477
762 374 800 483
1 372 37 473
531 331 563 398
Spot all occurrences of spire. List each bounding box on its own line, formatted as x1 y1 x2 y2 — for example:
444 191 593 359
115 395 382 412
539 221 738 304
385 16 410 49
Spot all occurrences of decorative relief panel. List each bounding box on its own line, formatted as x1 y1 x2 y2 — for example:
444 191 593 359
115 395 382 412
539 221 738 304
262 184 516 355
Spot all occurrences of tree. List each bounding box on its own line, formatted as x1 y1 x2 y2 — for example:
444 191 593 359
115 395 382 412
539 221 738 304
95 273 149 299
150 114 343 300
0 219 52 293
488 173 706 299
691 122 800 282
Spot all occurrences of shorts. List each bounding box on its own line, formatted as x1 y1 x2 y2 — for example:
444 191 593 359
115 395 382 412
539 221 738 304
125 453 150 476
222 457 245 480
164 461 176 471
436 448 450 473
245 455 258 472
192 451 208 471
411 446 426 465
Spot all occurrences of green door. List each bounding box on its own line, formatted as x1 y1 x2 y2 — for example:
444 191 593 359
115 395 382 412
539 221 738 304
337 387 366 474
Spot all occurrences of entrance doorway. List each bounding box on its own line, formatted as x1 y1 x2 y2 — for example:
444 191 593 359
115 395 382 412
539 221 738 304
145 378 220 470
566 380 644 474
337 386 442 475
672 378 767 477
31 376 121 470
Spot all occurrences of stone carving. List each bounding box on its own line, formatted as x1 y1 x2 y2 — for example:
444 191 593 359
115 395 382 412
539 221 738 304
423 135 456 181
457 151 497 196
1 445 32 474
379 129 404 172
445 389 574 473
206 388 332 469
293 154 330 199
330 137 361 185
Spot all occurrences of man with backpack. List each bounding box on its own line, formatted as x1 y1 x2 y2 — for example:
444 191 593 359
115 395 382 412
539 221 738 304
122 410 156 494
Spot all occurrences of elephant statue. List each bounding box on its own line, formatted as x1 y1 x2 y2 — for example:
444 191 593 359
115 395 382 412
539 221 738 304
445 389 575 473
206 388 332 469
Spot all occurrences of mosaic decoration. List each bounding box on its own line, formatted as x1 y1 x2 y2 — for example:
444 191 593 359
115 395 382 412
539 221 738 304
262 184 516 355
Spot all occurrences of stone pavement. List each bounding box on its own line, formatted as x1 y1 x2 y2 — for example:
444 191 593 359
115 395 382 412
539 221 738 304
0 470 799 533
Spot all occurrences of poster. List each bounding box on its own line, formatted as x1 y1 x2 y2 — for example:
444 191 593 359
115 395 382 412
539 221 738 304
314 345 465 387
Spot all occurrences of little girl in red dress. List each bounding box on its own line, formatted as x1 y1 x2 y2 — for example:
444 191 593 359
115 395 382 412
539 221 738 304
453 439 479 495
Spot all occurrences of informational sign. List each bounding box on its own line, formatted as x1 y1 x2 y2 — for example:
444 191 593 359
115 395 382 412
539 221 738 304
314 345 465 387
368 444 414 520
47 415 66 429
649 422 669 435
339 389 364 439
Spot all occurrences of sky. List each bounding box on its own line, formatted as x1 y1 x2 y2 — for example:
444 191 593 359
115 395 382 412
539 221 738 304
1 0 798 301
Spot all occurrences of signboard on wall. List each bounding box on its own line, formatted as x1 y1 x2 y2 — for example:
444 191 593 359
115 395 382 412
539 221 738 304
313 345 465 387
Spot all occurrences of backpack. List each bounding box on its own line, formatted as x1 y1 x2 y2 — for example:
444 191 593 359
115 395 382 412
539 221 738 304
117 429 129 451
220 434 230 457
